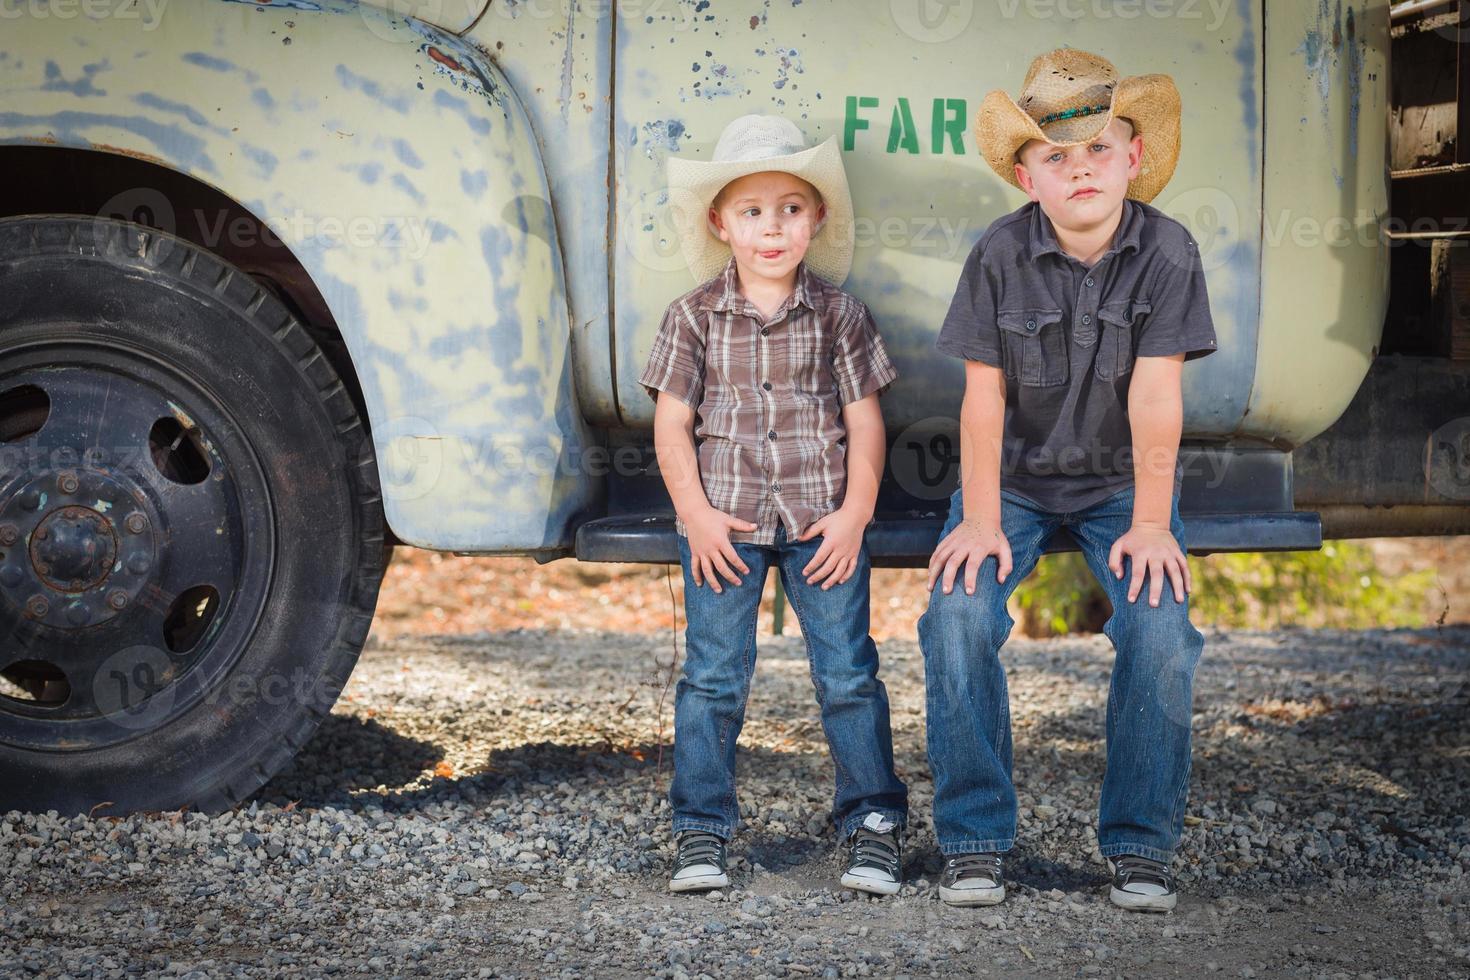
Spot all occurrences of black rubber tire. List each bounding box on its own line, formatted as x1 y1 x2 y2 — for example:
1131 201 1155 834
0 216 387 815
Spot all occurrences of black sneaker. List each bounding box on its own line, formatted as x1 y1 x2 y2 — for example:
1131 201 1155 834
938 851 1005 906
1108 854 1177 912
669 831 729 893
840 812 902 896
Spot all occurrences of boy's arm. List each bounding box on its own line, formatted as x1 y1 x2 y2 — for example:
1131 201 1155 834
958 360 1008 531
1110 353 1193 606
925 360 1013 594
651 390 713 521
797 392 885 588
1126 354 1186 531
652 391 757 591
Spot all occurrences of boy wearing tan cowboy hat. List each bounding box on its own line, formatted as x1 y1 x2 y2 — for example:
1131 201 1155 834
919 49 1219 913
639 114 908 896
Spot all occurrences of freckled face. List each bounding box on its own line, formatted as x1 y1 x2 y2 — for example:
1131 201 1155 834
1015 117 1141 223
709 171 826 284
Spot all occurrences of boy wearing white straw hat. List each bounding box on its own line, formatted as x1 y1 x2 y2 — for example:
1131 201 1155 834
919 49 1219 913
639 114 908 896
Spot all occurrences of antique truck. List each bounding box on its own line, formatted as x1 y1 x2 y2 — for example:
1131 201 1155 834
0 0 1459 814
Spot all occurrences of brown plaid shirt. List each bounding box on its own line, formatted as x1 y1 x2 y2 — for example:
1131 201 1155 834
640 257 898 546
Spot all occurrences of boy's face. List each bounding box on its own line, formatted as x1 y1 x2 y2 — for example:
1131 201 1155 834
1014 117 1142 228
708 171 826 285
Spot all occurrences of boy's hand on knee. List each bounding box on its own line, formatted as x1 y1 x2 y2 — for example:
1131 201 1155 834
1109 524 1191 606
926 519 1012 596
797 507 866 590
685 506 758 593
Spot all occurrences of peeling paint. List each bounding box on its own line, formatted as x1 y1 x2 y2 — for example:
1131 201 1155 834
640 118 686 159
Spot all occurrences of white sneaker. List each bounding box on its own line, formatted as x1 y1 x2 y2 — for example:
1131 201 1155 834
668 831 729 892
938 852 1006 906
1107 855 1178 912
839 812 902 896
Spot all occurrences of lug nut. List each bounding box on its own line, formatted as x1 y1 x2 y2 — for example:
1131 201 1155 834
107 590 129 611
0 525 16 546
25 595 48 618
58 472 79 494
125 513 148 534
34 526 48 541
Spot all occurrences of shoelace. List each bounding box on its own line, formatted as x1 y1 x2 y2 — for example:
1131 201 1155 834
1113 855 1172 890
849 827 900 875
675 831 725 871
947 852 1003 885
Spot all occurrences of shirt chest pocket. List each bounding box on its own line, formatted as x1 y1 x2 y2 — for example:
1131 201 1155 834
1094 298 1153 381
996 309 1068 387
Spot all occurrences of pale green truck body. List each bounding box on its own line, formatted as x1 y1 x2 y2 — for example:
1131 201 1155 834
0 0 1403 555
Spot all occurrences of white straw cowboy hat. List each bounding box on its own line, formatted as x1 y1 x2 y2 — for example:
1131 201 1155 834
977 48 1182 203
666 114 855 285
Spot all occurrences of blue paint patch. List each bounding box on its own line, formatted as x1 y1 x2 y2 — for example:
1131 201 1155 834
393 139 425 170
640 118 687 159
1234 0 1259 183
431 89 493 137
218 0 322 10
425 219 458 244
241 144 279 180
335 64 412 115
41 60 109 97
461 169 489 200
251 88 276 112
133 92 218 130
181 52 235 73
391 172 426 206
388 288 430 314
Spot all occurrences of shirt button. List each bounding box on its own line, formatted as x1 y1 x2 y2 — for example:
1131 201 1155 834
760 327 770 337
767 430 777 440
771 483 782 493
1025 319 1037 332
1082 313 1092 325
1085 276 1095 287
762 381 772 391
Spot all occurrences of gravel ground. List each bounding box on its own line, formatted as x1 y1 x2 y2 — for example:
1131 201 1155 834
3 621 1469 978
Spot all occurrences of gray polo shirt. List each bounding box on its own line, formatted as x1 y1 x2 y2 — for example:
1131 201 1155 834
935 198 1218 513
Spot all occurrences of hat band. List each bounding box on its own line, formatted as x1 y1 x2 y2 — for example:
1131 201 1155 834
1035 102 1111 127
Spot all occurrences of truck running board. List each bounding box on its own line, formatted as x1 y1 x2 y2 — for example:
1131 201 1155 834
573 511 1323 566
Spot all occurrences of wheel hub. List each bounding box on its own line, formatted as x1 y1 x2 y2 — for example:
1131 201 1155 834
0 470 157 630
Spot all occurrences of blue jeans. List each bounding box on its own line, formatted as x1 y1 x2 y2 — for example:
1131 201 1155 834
917 483 1204 863
670 524 908 840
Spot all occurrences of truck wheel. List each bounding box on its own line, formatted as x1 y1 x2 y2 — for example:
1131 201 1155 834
0 216 387 815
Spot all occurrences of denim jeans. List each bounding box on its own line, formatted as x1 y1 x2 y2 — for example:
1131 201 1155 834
917 483 1204 863
670 524 908 841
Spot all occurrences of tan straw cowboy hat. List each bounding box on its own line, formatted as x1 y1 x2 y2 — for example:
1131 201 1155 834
977 48 1181 203
666 114 855 285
